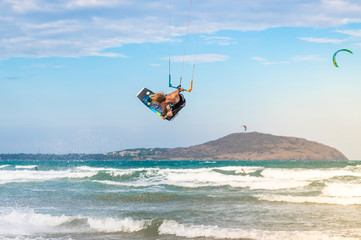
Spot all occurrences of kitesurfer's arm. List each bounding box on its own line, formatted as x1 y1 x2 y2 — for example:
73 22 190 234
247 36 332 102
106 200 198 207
162 105 173 120
168 88 184 99
176 88 185 93
161 88 184 120
161 103 167 118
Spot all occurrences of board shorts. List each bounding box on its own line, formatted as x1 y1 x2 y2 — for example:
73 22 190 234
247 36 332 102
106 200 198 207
166 93 186 120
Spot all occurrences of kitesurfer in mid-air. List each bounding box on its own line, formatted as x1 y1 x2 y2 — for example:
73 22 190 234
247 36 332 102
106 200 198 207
150 88 186 119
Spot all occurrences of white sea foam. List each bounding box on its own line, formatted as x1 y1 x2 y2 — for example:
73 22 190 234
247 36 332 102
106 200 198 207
0 237 49 240
255 179 361 205
3 165 361 192
0 165 143 184
0 210 74 235
162 168 308 189
158 220 358 240
215 166 263 174
75 166 118 172
0 210 358 239
0 165 10 169
93 166 309 190
0 169 97 184
87 217 151 233
323 183 361 197
345 164 361 173
261 168 361 181
92 180 159 187
76 166 154 178
0 210 150 236
255 194 361 205
15 165 38 169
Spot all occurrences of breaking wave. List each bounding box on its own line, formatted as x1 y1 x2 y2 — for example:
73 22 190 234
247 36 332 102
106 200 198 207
1 211 359 240
0 210 151 236
158 220 360 240
2 164 361 205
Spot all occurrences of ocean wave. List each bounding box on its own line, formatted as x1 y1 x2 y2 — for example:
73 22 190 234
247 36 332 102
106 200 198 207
90 170 145 182
158 220 360 240
121 192 180 203
0 165 10 169
75 166 119 172
345 165 361 174
0 165 155 185
0 210 151 236
92 180 159 188
255 194 361 205
14 165 38 169
78 166 165 181
1 214 359 240
0 169 97 184
93 168 310 190
0 236 50 240
261 168 361 181
322 183 361 197
87 217 151 233
214 166 263 174
2 165 361 192
251 176 361 205
0 210 74 235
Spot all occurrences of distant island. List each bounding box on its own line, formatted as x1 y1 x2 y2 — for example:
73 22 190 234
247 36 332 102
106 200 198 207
0 132 348 161
107 132 347 161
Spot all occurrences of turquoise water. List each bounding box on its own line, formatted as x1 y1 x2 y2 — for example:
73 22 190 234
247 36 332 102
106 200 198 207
0 160 361 240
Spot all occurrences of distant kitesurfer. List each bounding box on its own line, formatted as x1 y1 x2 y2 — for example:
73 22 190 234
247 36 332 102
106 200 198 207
150 88 186 119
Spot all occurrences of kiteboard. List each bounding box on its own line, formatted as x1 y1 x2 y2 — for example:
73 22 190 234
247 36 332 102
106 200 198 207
137 88 185 121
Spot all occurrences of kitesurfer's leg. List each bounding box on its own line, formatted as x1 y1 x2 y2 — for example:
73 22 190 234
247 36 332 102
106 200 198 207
166 105 173 117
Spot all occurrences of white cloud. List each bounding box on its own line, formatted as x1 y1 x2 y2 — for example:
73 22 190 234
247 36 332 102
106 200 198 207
322 0 361 13
251 57 266 62
292 55 323 62
23 20 83 36
200 0 361 30
252 56 289 65
0 15 167 59
299 37 345 44
149 64 161 67
2 0 361 58
0 16 13 21
167 54 229 63
337 29 361 37
202 36 237 46
90 52 127 58
261 61 290 65
65 0 122 8
253 54 323 65
4 0 40 13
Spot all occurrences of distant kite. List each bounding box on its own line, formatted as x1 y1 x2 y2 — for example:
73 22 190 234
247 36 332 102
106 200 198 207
333 49 353 68
242 125 247 132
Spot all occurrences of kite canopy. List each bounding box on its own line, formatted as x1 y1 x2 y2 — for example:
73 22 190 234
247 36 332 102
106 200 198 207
242 125 247 132
333 49 353 68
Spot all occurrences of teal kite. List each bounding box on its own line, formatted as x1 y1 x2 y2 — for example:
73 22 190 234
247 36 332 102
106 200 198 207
333 49 353 68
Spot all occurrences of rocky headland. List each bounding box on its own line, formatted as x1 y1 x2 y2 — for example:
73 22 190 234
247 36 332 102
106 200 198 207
107 132 348 161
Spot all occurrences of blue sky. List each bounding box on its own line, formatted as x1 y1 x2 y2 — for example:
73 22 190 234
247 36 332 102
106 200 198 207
1 0 361 159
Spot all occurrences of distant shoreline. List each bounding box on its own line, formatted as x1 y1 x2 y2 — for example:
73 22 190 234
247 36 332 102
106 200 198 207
0 153 118 161
0 153 351 162
0 132 348 161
